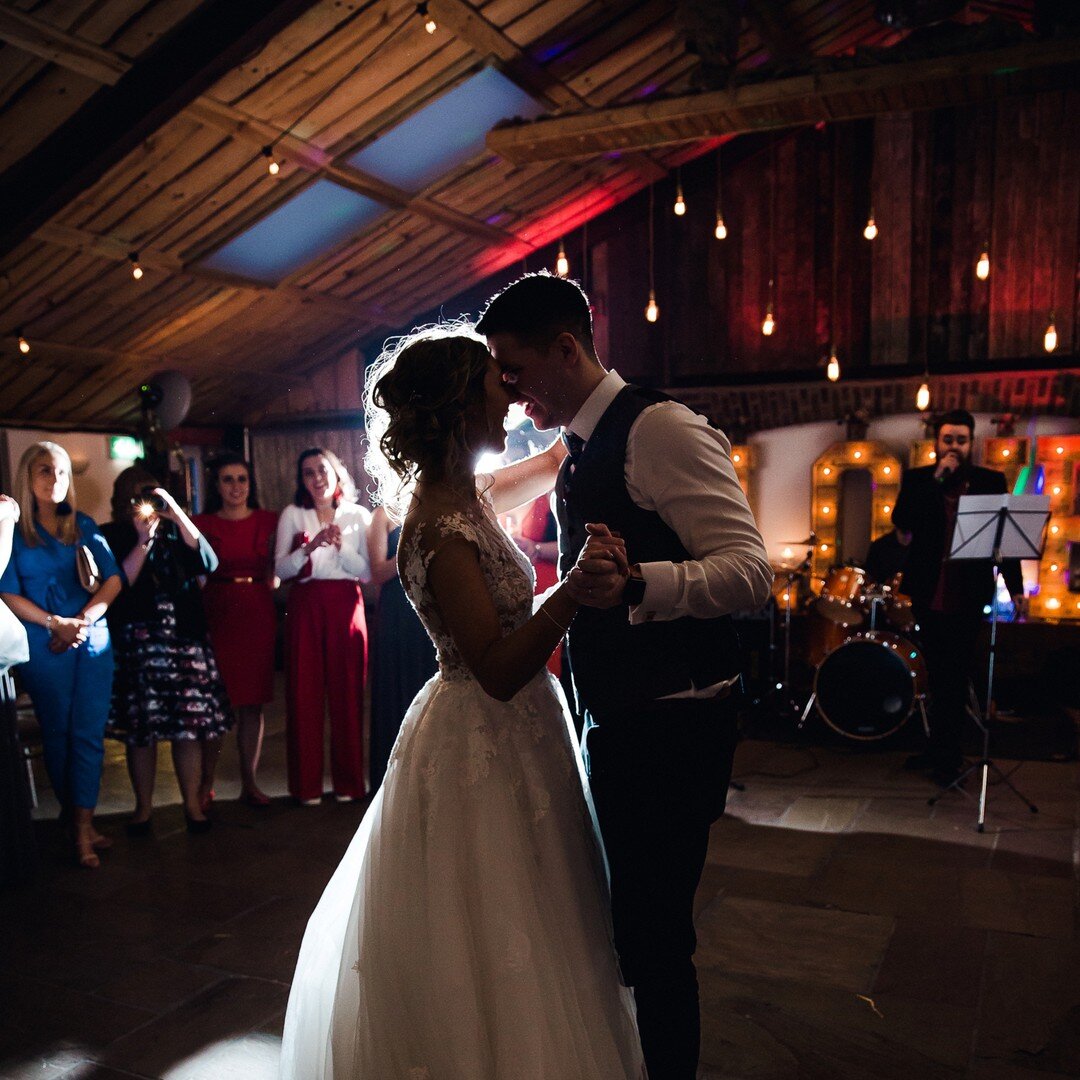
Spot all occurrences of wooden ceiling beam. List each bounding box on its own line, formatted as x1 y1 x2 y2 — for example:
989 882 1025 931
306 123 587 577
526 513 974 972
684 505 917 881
0 5 130 84
0 0 328 260
486 39 1080 162
743 0 808 67
429 0 667 182
185 98 518 247
30 221 409 326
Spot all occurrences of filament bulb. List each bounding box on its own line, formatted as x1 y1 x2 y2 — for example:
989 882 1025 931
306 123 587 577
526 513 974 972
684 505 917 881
714 214 727 240
674 188 686 216
916 381 931 411
645 290 659 323
1044 318 1058 353
976 249 990 281
863 215 878 241
18 332 30 355
762 309 775 336
826 349 840 382
262 146 280 175
555 241 569 278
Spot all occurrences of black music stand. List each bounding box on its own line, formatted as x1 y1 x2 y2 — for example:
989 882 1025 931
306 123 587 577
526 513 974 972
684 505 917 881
928 494 1050 830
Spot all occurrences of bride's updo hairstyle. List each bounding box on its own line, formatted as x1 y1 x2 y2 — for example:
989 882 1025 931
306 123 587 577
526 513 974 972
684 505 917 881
364 322 491 517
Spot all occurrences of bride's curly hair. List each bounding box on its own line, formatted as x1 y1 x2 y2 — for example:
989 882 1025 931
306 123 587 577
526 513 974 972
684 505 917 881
364 321 491 518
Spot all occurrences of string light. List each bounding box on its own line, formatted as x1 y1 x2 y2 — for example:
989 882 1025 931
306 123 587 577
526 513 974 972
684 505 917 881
976 247 990 281
1044 313 1057 353
18 329 30 355
714 149 726 239
417 2 436 33
673 167 686 216
762 140 777 337
262 146 280 175
645 183 658 323
826 346 840 382
863 210 878 241
555 239 569 278
916 381 931 411
129 252 143 280
762 280 775 336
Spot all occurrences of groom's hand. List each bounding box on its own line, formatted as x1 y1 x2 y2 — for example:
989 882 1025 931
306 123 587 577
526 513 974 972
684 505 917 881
566 523 630 608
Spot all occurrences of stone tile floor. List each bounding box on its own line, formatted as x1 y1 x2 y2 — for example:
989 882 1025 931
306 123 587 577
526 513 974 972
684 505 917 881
2 695 1077 1079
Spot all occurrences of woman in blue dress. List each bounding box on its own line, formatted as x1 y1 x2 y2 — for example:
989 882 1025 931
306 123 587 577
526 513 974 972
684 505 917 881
0 442 122 869
367 504 437 790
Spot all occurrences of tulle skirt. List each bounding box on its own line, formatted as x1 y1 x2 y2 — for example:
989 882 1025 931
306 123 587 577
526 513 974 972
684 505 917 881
279 669 644 1079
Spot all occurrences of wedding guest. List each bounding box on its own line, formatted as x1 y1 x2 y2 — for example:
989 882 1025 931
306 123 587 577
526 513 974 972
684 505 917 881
194 453 277 805
367 504 436 791
102 468 231 834
512 493 562 676
0 442 122 869
0 492 36 886
275 448 371 804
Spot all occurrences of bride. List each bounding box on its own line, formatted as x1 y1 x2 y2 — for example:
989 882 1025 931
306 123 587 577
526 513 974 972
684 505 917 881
279 326 645 1079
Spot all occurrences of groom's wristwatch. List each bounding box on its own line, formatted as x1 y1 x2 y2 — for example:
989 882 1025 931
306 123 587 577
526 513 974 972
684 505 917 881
622 564 646 607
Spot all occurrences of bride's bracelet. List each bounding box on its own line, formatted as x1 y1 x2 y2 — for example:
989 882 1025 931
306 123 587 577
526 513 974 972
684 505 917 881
538 603 571 635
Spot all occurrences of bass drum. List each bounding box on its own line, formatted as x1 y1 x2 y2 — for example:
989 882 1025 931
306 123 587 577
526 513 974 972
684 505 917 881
814 631 927 740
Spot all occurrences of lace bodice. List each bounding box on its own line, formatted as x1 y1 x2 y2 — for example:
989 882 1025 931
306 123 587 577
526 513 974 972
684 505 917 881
398 504 535 680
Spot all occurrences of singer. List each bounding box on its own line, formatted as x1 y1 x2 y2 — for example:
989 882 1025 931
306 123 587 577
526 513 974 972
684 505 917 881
890 410 1025 787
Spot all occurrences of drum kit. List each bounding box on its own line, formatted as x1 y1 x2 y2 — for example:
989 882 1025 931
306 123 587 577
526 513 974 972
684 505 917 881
768 534 928 742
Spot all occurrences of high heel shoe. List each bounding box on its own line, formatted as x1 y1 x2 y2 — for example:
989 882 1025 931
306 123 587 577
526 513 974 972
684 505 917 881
184 813 212 835
242 789 271 807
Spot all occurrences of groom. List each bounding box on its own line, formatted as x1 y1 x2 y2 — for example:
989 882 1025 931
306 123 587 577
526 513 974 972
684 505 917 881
478 274 772 1080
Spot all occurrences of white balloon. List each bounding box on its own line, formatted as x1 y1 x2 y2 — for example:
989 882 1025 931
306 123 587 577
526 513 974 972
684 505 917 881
150 370 192 430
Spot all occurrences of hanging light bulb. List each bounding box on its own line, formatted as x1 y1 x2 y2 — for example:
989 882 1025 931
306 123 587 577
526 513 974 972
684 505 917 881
826 347 840 382
262 146 280 175
916 381 931 411
863 211 878 241
555 240 569 278
673 174 686 217
714 149 726 240
762 307 775 336
645 290 659 323
17 329 30 355
976 248 990 281
714 214 727 240
129 252 143 280
417 2 437 33
1044 313 1058 353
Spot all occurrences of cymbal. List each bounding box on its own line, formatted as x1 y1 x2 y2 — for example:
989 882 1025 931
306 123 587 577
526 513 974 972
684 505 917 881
779 533 817 546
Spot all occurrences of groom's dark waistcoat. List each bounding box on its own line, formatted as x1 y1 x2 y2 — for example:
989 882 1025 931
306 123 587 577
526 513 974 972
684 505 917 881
555 385 743 720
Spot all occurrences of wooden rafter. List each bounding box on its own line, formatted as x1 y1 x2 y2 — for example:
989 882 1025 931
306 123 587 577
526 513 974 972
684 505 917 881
486 39 1080 162
0 8 523 252
429 0 667 182
743 0 808 66
31 222 410 326
0 0 331 259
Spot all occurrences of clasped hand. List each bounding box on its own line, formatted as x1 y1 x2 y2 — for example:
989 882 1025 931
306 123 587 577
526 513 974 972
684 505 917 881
307 523 343 553
49 614 89 653
565 523 629 609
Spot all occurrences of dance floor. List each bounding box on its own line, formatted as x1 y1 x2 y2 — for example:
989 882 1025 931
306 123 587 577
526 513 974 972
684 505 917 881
2 686 1078 1079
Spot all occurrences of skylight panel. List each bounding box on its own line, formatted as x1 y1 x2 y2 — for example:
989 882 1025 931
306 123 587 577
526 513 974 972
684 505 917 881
346 67 545 194
201 179 384 284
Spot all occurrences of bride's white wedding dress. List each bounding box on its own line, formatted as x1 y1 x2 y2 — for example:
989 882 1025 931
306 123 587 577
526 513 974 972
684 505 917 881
279 504 644 1079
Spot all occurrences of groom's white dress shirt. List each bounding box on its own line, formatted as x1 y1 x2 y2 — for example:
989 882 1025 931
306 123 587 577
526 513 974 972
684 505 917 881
565 369 771 637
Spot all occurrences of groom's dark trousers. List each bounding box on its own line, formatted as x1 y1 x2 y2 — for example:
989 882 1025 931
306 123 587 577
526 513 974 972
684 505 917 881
585 694 739 1080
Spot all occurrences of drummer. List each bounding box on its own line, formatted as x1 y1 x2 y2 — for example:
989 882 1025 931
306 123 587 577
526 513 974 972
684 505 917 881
864 527 908 587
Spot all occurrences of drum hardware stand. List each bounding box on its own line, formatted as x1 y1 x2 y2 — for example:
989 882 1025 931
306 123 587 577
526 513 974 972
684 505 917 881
773 548 813 721
927 496 1048 830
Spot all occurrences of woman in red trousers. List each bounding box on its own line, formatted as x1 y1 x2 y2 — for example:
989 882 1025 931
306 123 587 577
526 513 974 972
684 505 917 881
275 448 370 804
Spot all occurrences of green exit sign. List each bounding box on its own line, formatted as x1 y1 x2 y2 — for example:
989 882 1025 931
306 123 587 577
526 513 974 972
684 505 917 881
108 435 145 461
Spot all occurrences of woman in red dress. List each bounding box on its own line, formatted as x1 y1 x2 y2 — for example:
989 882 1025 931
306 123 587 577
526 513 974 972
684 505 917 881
195 454 277 805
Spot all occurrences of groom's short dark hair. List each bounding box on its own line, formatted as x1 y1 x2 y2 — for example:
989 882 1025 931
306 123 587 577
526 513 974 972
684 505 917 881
476 272 596 357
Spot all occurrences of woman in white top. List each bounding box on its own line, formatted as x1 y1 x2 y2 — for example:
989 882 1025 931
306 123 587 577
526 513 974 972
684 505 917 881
275 448 371 804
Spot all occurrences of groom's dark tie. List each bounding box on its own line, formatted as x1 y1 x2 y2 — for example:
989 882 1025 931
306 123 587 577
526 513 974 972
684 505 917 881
562 430 585 465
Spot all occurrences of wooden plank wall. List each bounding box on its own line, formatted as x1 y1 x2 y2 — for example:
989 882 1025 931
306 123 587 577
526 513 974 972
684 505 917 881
575 88 1078 387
